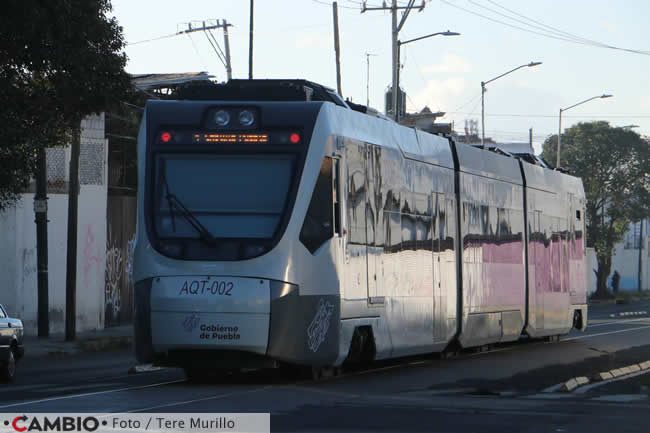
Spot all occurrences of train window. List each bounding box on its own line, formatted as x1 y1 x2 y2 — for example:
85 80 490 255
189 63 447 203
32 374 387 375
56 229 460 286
333 159 342 236
300 157 334 254
154 154 294 240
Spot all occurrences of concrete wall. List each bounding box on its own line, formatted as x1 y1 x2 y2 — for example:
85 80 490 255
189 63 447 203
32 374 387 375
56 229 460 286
609 229 648 291
585 247 597 295
584 221 649 294
0 114 108 335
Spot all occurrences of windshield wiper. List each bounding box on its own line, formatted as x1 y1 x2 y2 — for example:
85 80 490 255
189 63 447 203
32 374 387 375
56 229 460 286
161 169 217 246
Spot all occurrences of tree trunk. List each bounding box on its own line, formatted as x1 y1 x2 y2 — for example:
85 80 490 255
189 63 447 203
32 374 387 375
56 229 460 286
593 251 614 299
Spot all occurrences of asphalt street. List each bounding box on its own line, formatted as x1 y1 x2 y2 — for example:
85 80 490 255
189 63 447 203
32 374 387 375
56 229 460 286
2 300 650 432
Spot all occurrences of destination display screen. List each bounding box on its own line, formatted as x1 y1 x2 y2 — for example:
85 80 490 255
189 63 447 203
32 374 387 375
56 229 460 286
193 133 270 144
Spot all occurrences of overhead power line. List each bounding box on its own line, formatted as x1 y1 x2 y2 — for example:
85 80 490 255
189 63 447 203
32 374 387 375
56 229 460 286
440 0 650 56
127 32 179 46
447 111 650 119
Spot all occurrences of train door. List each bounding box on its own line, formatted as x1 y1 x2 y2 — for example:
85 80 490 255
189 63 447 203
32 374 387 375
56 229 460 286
366 144 380 302
432 192 444 342
444 196 458 340
344 141 368 300
533 210 544 330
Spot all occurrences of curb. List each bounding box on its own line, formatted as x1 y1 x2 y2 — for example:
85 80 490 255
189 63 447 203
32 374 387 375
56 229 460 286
78 336 133 352
545 359 650 393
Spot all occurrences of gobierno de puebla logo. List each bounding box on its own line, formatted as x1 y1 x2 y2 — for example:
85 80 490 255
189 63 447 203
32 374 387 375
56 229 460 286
5 415 102 432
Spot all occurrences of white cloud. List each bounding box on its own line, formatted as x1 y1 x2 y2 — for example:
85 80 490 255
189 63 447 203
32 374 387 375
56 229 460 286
411 78 467 113
599 20 618 34
642 95 650 110
295 32 330 50
420 53 472 75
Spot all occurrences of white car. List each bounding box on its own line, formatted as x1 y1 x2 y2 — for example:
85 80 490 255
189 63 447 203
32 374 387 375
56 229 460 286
0 304 24 382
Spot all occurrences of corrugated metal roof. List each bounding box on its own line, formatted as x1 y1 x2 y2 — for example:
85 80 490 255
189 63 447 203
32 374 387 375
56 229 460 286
131 72 214 90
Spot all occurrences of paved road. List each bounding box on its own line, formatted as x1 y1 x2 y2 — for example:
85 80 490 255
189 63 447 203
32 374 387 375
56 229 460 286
2 301 650 432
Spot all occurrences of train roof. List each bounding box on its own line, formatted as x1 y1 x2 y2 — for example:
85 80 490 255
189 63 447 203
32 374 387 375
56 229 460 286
161 79 583 196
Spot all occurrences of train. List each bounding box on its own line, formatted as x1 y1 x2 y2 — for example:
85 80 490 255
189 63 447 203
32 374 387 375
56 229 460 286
133 79 587 378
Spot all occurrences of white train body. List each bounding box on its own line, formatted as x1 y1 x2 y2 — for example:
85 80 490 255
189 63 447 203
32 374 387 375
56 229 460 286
133 81 587 370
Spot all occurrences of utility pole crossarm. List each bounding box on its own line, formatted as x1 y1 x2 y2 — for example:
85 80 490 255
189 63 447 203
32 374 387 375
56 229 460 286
176 21 232 35
178 20 234 80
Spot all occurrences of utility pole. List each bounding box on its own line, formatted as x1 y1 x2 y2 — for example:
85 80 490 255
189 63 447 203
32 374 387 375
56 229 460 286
366 52 378 107
249 0 254 79
481 82 486 147
177 20 233 80
639 219 645 292
222 19 232 81
361 0 425 121
34 146 49 338
332 2 342 97
391 0 398 121
65 128 81 341
529 127 533 151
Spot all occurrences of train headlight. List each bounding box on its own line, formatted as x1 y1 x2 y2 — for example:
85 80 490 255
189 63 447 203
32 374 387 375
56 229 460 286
239 110 255 127
214 110 230 127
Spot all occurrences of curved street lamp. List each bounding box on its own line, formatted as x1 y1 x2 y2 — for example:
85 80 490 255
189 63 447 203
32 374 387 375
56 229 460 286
557 94 613 168
481 61 542 148
394 30 460 121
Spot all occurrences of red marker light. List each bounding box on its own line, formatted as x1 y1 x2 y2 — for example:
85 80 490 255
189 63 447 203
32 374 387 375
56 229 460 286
290 133 300 144
161 132 172 143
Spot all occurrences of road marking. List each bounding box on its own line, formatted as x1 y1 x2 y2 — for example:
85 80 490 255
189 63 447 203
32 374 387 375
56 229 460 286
587 318 650 328
32 383 128 393
0 380 185 409
125 386 274 413
563 325 650 341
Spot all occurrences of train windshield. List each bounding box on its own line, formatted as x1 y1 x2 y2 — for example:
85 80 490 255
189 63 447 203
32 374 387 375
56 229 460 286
154 153 295 240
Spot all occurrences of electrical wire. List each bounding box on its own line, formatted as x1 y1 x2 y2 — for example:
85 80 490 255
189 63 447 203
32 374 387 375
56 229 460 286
485 0 602 44
127 32 180 46
185 33 210 73
452 91 482 112
446 111 650 119
439 0 650 56
311 0 362 10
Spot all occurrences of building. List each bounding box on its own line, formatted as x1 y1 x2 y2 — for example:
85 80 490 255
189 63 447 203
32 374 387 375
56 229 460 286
0 115 108 334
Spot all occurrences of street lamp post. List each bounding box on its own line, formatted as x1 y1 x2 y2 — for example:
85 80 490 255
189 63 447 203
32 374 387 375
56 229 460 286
394 30 460 122
557 94 613 168
481 61 542 148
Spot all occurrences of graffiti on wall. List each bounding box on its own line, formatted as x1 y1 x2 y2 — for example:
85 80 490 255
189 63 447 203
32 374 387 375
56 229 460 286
125 235 136 286
83 224 102 288
105 230 123 320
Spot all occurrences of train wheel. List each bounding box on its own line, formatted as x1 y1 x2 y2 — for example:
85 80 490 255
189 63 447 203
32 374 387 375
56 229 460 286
311 367 339 381
573 310 584 330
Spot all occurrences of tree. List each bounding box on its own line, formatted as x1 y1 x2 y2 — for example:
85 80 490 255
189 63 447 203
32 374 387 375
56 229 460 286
541 122 650 298
0 0 132 210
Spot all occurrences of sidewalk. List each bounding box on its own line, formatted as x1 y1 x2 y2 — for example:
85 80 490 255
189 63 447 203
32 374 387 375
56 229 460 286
23 325 133 358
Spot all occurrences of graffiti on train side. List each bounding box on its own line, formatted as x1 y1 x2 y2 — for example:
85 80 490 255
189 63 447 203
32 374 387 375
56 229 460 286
307 298 334 352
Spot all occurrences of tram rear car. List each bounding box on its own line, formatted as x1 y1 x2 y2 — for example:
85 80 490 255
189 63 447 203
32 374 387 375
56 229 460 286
133 80 587 375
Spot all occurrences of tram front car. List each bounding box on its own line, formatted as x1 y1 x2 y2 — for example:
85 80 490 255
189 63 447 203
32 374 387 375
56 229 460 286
133 83 346 376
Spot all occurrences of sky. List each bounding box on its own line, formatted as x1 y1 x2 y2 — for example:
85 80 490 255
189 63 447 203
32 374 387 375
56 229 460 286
112 0 650 154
